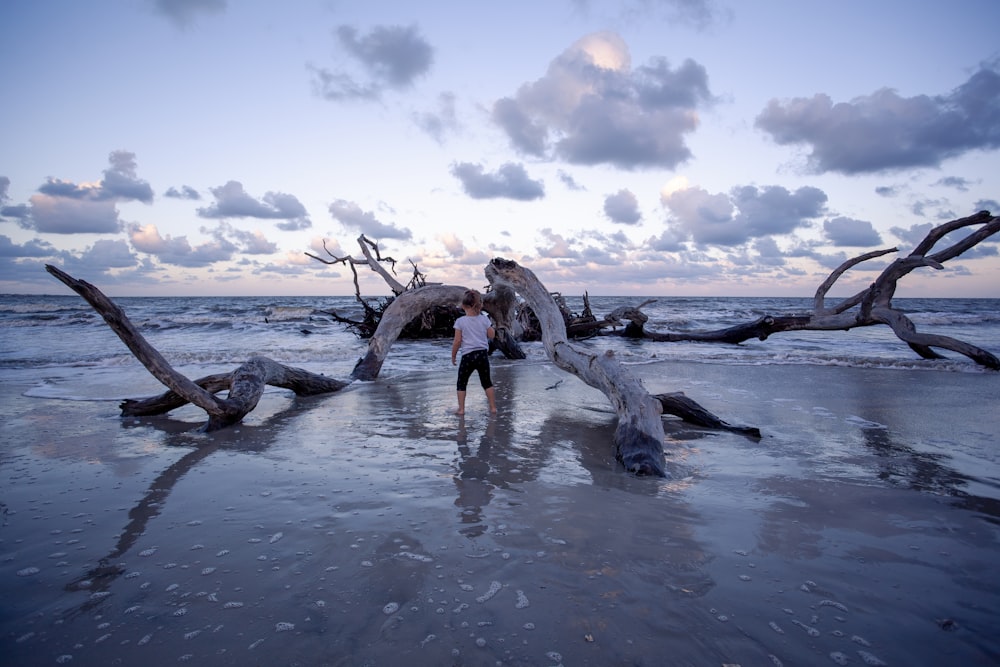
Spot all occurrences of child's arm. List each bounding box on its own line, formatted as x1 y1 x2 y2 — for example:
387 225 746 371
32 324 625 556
451 328 462 365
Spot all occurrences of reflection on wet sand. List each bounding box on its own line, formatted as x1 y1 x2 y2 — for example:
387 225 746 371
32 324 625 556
59 401 310 619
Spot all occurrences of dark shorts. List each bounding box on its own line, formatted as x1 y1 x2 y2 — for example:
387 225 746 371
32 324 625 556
456 348 493 391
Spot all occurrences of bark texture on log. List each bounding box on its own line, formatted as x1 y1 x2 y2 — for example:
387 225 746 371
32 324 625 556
484 284 526 359
486 258 669 476
46 265 350 431
352 284 469 380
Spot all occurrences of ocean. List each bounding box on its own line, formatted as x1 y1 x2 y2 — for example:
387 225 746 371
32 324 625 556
2 292 999 666
4 293 1000 382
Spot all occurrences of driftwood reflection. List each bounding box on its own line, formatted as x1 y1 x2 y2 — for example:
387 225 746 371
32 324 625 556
859 425 1000 523
60 401 318 617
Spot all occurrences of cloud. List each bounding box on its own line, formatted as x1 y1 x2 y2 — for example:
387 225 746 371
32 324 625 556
572 0 726 31
207 222 279 254
975 198 1000 213
492 31 713 170
32 150 152 203
328 199 413 240
450 162 545 200
557 170 585 191
822 216 883 247
755 61 1000 174
312 24 433 101
0 234 56 258
603 189 642 224
437 233 490 265
412 92 459 143
26 196 122 234
536 228 580 259
100 151 155 203
128 222 236 267
165 185 201 200
80 238 138 268
0 176 9 203
663 184 827 246
197 181 312 230
3 151 153 234
152 0 226 29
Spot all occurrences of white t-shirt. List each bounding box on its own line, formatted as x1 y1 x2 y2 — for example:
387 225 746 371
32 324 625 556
455 313 492 355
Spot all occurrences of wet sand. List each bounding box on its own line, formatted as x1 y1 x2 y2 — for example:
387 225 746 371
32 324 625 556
1 360 999 666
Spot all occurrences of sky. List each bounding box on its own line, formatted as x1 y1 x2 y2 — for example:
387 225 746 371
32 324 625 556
2 0 999 298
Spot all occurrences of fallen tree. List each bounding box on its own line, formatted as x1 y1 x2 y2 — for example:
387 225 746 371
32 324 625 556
485 258 758 476
46 259 755 476
589 212 1000 369
45 265 351 432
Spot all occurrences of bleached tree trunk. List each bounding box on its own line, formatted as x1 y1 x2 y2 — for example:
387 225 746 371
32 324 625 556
352 284 470 380
607 212 1000 369
485 258 670 476
45 265 350 431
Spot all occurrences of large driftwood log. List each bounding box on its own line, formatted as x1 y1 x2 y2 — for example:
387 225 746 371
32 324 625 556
485 258 758 475
608 212 1000 369
352 284 469 380
486 258 671 476
351 283 527 380
45 265 350 431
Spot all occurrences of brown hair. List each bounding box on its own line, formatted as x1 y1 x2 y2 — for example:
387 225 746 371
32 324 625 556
461 289 482 312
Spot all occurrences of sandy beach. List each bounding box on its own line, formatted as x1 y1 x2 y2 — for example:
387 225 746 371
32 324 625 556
2 358 999 666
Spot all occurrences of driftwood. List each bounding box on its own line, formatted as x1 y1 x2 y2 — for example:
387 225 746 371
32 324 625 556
605 212 1000 369
486 259 663 475
352 284 469 380
45 265 350 431
483 283 526 359
350 283 527 381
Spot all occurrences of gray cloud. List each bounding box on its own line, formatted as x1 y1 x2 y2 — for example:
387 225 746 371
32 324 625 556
572 0 726 32
165 185 201 200
101 151 155 203
313 24 433 101
413 92 459 143
4 151 153 234
975 198 1000 212
933 176 973 192
557 170 585 191
603 189 642 224
81 239 138 268
492 32 713 170
152 0 226 29
450 162 545 201
206 222 279 255
823 216 883 247
755 61 1000 174
28 197 122 234
34 151 152 204
197 181 312 230
328 199 412 240
0 234 56 258
663 184 827 246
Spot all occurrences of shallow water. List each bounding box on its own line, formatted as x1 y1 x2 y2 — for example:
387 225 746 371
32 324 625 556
2 358 999 666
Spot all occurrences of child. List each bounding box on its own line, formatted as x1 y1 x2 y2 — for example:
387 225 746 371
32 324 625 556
451 289 497 415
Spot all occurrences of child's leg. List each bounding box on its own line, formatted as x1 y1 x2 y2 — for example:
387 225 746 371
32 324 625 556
484 386 496 413
456 390 467 415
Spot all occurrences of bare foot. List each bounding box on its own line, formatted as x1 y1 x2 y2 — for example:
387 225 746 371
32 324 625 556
455 410 465 415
